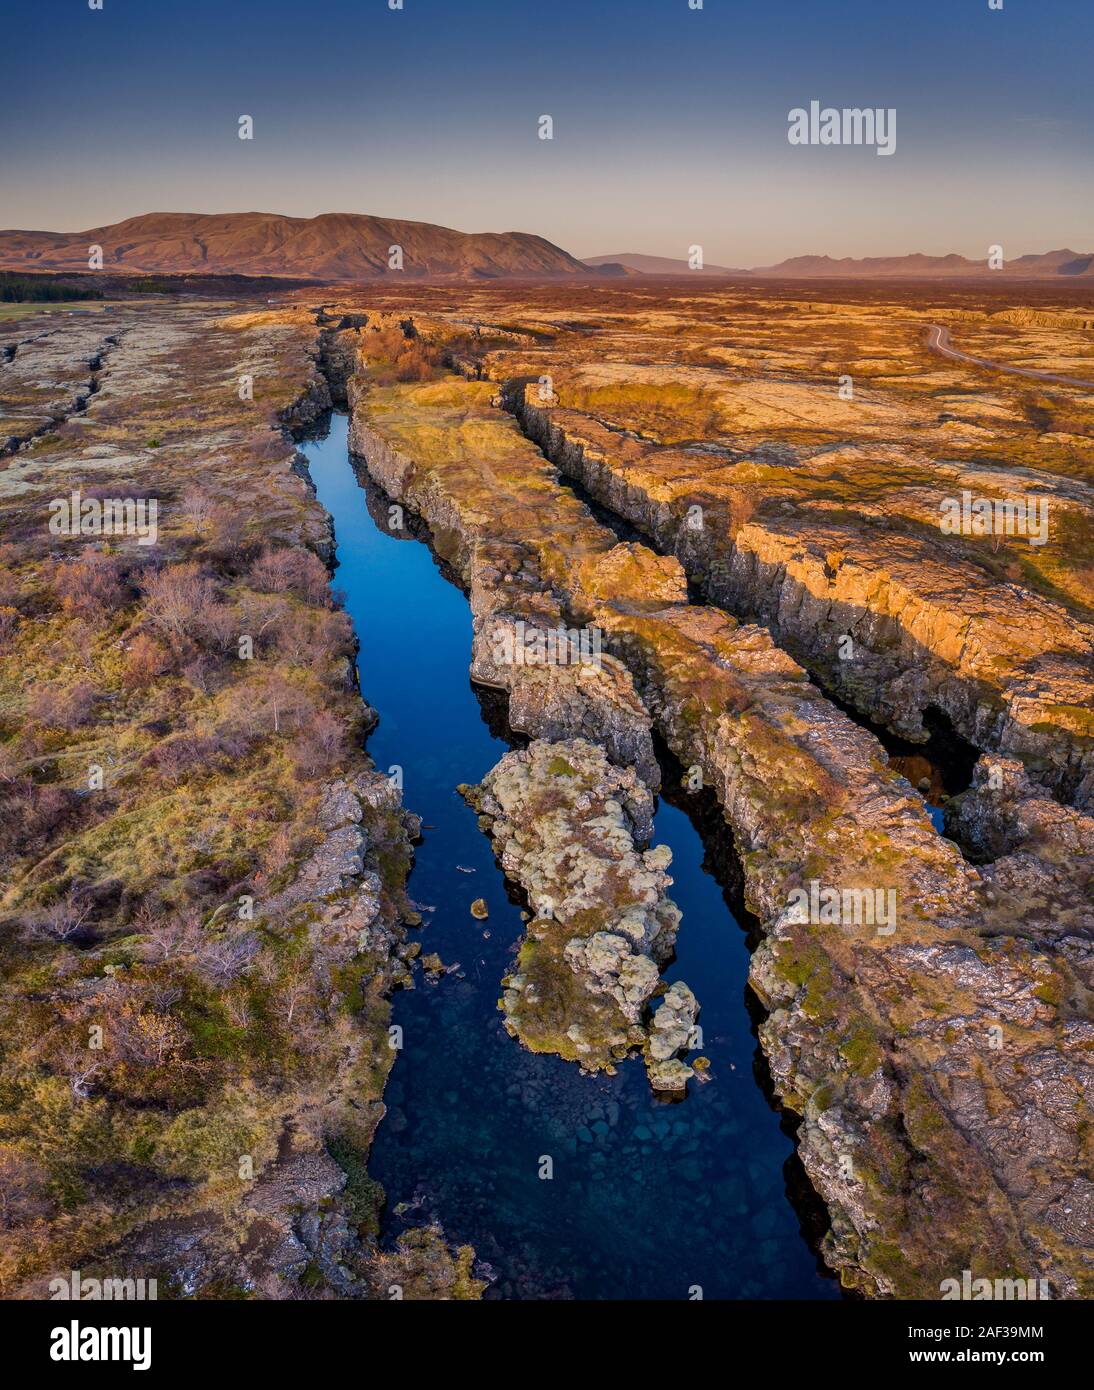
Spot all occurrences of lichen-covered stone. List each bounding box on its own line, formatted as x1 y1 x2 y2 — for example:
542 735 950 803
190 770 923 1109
462 738 690 1078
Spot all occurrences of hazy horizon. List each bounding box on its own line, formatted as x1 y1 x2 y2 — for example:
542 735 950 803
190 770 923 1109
4 0 1092 265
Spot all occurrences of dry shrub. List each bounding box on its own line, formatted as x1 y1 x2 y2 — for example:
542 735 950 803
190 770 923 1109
198 601 241 652
123 633 171 689
0 742 18 784
66 986 209 1105
28 890 95 944
258 823 296 880
140 732 224 784
141 562 238 656
206 503 247 561
138 910 204 964
292 709 346 779
53 556 127 620
141 563 217 640
274 607 353 666
0 568 20 609
138 718 254 783
30 681 97 730
249 547 331 606
365 327 443 384
0 778 77 861
245 673 316 737
726 489 758 535
180 485 215 530
194 929 261 985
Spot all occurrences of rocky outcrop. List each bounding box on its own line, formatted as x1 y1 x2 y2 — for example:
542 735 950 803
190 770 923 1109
946 755 1094 946
461 738 699 1090
0 320 123 458
349 348 1092 1298
645 982 701 1092
348 380 661 786
260 770 420 979
509 386 1094 809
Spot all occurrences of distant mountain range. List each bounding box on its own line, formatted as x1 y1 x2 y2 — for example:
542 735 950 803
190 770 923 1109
585 249 1094 279
581 252 748 276
1 212 1091 282
0 211 588 281
748 249 1094 279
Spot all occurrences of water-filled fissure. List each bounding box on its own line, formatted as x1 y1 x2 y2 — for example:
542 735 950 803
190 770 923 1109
301 411 837 1300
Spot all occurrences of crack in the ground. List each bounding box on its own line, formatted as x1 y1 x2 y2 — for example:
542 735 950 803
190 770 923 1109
494 379 986 828
1 328 124 457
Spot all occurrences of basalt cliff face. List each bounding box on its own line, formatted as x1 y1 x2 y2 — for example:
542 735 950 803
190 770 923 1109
337 309 1093 1300
508 390 1094 809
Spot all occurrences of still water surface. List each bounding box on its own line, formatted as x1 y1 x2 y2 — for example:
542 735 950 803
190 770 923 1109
302 413 837 1300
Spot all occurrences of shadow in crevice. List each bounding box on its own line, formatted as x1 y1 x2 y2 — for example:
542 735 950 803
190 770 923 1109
651 733 840 1291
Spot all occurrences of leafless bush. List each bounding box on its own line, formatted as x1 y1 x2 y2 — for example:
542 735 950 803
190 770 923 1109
195 929 260 985
181 655 215 694
30 891 94 944
248 547 331 607
122 633 170 689
236 673 316 737
180 485 215 530
30 681 97 731
109 1000 192 1071
0 742 19 783
0 779 77 861
138 909 204 964
292 709 346 779
53 1032 104 1099
53 555 127 620
141 563 217 640
211 722 254 760
274 607 353 666
199 601 241 652
140 731 223 783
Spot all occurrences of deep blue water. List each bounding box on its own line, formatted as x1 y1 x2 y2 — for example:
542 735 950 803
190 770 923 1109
302 413 837 1300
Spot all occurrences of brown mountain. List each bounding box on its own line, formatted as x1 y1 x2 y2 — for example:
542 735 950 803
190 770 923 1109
751 249 1094 278
582 252 750 276
0 211 590 281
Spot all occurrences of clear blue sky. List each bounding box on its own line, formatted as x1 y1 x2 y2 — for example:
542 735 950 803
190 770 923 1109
2 0 1091 264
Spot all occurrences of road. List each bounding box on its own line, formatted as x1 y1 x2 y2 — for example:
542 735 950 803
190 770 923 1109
925 323 1094 390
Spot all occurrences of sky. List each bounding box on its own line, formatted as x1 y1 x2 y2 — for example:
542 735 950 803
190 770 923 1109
2 0 1092 266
